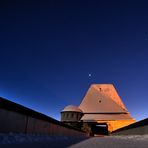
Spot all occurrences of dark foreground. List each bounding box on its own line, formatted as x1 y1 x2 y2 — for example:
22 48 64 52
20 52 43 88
0 133 148 148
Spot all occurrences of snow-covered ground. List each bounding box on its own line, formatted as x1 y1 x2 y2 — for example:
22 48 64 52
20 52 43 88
69 135 148 148
0 133 87 147
0 133 148 148
0 133 72 144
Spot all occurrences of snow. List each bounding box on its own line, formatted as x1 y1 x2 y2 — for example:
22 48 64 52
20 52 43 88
69 135 148 148
113 135 148 141
0 133 86 147
0 133 148 148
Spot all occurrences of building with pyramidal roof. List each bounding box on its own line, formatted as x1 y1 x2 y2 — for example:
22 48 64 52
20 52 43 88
61 84 135 135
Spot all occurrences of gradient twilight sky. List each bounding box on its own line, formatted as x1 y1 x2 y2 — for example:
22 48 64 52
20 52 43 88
0 0 148 121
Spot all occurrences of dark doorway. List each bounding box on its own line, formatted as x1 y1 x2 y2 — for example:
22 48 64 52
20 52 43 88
91 123 108 135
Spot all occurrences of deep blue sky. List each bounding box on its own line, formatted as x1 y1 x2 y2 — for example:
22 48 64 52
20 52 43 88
0 0 147 121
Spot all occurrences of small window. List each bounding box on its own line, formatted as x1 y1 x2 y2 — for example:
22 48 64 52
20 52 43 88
66 113 69 118
99 100 101 103
71 113 74 118
99 88 102 91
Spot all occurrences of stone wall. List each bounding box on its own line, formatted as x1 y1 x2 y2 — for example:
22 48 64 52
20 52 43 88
0 97 86 137
112 118 148 135
106 119 135 132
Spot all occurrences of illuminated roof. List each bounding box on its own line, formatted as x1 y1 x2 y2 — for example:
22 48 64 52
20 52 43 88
79 84 128 113
81 113 133 122
62 105 83 113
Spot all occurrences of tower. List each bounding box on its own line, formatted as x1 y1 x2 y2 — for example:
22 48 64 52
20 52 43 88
61 84 135 135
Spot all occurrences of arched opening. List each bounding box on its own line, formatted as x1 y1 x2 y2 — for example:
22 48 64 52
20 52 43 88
90 123 108 136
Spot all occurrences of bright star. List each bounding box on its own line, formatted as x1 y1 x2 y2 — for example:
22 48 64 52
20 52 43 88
88 74 92 77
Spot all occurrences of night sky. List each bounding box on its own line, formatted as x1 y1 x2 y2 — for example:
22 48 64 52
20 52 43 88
0 0 148 121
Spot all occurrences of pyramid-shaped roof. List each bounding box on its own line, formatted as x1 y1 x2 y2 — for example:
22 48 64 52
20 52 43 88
79 84 128 113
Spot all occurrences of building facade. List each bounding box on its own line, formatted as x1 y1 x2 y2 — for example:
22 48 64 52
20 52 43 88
61 84 135 135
